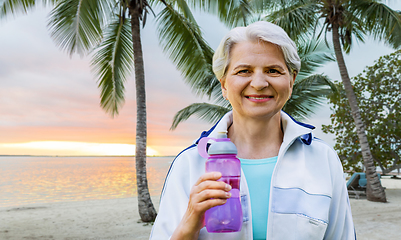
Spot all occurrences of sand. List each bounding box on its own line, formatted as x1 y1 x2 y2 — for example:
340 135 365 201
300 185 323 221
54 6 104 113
0 197 160 240
0 177 400 240
349 177 401 240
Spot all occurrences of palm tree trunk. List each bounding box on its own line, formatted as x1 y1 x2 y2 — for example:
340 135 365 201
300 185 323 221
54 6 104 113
130 8 157 221
332 23 386 202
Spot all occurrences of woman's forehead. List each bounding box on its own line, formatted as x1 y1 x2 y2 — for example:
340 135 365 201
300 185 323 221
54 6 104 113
229 41 286 66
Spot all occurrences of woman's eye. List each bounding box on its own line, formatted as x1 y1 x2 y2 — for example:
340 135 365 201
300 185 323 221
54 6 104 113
237 69 249 74
268 69 280 74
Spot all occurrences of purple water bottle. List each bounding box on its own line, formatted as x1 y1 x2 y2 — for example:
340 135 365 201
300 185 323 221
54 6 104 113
198 131 242 233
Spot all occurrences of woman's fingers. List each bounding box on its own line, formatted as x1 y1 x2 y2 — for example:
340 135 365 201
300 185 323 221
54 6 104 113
193 197 228 213
194 171 222 185
189 172 232 212
194 179 231 193
193 172 231 193
195 188 231 203
176 172 232 236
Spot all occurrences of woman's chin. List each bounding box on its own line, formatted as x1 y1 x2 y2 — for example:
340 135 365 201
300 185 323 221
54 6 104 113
234 108 281 120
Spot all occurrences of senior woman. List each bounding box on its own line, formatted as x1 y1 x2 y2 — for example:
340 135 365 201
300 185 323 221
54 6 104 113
150 21 355 240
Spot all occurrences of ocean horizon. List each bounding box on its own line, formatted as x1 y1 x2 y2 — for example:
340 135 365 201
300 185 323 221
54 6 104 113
0 156 174 208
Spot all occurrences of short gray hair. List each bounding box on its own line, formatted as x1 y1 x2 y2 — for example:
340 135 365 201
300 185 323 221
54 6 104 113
212 21 301 80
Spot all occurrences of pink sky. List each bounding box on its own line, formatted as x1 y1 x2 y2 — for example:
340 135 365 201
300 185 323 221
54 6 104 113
0 4 400 156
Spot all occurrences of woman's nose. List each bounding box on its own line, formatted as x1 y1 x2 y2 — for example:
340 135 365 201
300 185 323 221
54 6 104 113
250 72 268 90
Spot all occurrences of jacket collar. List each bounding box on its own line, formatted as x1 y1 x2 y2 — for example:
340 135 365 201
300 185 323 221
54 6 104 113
281 111 315 146
195 111 314 146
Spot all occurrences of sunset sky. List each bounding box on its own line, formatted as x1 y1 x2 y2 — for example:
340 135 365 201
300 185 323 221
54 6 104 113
1 2 400 156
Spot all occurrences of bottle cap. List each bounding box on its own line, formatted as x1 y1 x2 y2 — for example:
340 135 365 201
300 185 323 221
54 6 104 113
208 131 237 155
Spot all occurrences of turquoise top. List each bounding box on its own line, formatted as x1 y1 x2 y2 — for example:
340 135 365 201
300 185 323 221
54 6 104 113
240 156 278 240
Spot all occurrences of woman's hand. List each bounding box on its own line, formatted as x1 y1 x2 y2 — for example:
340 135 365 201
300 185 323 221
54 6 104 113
171 172 232 240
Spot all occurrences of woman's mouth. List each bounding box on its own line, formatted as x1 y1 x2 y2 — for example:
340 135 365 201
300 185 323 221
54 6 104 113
245 95 273 102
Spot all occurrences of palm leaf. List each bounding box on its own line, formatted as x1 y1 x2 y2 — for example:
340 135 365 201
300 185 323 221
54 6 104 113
208 0 253 27
174 0 197 25
337 3 366 53
358 1 401 49
296 37 335 79
91 17 134 117
263 0 318 42
156 3 219 97
284 74 336 120
250 0 284 13
47 0 108 56
171 103 231 130
185 0 253 27
0 0 36 18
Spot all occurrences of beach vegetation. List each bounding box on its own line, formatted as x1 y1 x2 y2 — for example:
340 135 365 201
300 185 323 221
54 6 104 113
322 50 401 176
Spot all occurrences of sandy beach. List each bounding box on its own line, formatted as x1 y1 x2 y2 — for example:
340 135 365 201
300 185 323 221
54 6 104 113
1 177 400 240
349 177 401 240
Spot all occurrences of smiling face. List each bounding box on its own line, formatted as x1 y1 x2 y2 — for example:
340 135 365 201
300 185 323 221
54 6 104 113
220 40 296 120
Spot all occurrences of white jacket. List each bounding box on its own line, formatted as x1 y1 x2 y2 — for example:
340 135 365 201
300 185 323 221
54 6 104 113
150 111 355 240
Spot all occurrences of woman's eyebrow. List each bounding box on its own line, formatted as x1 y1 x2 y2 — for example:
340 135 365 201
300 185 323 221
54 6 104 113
266 64 286 71
232 64 287 72
233 64 251 71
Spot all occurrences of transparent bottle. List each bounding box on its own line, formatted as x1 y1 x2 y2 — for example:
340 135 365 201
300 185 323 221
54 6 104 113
198 131 242 233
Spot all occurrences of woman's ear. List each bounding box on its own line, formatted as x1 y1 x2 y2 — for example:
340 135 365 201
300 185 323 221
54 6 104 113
290 72 297 88
219 78 228 99
288 72 297 98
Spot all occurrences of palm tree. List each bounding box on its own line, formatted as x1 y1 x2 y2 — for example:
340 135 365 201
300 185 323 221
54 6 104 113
0 0 257 222
262 0 401 202
50 0 160 222
170 38 337 129
0 0 162 222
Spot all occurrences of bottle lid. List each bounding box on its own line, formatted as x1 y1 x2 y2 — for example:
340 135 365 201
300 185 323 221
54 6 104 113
208 131 237 155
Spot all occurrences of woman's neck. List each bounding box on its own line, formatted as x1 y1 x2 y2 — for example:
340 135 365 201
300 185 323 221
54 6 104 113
228 112 283 159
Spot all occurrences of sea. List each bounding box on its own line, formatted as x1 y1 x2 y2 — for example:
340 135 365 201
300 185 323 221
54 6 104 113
0 156 174 208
